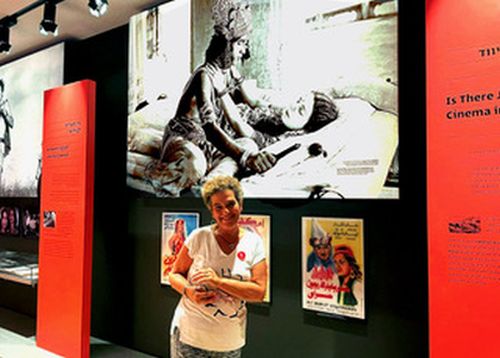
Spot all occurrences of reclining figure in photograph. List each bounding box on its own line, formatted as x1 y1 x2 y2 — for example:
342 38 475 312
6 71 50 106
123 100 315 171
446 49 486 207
126 0 397 198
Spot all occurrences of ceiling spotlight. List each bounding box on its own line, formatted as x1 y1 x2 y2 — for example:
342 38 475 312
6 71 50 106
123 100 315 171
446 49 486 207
40 1 58 36
88 0 109 17
0 26 11 54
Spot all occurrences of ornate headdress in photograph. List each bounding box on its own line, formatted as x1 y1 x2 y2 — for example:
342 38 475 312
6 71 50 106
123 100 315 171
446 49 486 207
212 0 252 41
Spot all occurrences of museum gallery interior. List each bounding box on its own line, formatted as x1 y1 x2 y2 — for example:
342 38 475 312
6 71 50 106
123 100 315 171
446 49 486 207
0 0 499 357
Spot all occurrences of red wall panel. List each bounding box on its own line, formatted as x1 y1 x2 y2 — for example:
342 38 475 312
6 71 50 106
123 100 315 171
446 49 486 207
37 80 96 358
427 1 500 357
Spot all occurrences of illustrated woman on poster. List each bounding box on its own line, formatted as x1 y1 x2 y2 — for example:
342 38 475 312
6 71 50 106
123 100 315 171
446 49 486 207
334 244 363 306
168 219 187 256
169 176 267 357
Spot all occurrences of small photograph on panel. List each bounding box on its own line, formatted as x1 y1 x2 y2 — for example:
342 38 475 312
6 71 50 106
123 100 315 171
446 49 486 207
43 211 56 228
127 0 398 199
22 209 40 238
161 212 200 285
302 217 364 319
238 214 271 303
0 206 20 235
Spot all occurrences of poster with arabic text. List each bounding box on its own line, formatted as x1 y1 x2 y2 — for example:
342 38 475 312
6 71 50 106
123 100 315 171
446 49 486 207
302 217 364 319
238 214 271 303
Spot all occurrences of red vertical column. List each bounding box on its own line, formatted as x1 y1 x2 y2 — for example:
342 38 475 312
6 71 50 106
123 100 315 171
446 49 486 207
426 1 500 357
37 80 96 358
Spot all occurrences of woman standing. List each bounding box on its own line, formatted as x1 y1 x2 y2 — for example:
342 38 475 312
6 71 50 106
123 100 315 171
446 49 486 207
169 176 267 357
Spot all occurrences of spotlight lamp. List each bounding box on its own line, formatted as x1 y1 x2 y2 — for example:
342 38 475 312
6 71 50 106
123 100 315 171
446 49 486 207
40 0 58 36
88 0 109 17
0 25 11 54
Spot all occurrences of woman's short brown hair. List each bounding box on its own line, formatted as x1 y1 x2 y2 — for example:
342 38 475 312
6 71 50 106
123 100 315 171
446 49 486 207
201 176 244 209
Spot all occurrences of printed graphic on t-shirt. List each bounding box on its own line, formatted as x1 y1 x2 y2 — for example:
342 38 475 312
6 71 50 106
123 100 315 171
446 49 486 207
204 266 245 319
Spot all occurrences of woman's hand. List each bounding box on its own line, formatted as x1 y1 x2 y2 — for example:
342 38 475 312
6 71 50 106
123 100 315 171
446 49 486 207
246 151 276 173
185 285 217 305
191 267 222 290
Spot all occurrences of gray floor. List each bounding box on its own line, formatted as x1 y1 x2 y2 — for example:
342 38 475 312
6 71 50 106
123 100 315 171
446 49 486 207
0 308 156 358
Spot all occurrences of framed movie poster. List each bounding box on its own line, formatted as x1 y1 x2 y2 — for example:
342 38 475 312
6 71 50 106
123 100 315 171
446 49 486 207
128 0 398 199
238 214 271 303
161 212 200 285
302 217 364 319
0 44 64 197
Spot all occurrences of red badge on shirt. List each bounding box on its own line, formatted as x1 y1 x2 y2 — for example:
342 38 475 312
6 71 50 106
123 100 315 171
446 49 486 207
237 251 246 261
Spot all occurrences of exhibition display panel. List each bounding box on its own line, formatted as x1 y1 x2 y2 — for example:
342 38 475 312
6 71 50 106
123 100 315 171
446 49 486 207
37 80 96 358
427 0 500 357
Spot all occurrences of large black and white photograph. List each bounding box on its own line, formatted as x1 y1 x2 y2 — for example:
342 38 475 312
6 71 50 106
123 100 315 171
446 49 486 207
127 0 398 199
0 44 64 197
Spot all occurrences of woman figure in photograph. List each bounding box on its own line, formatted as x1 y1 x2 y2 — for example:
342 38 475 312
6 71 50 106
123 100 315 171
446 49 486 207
168 219 187 256
23 210 39 237
169 175 267 357
160 0 277 191
0 79 14 191
0 208 8 234
8 208 17 235
334 244 363 306
151 0 340 196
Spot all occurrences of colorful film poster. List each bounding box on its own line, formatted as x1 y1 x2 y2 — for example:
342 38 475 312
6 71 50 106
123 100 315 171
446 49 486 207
302 217 364 319
161 212 200 285
238 214 271 303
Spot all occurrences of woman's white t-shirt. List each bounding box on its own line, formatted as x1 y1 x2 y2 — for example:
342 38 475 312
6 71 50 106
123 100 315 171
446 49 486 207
171 225 266 351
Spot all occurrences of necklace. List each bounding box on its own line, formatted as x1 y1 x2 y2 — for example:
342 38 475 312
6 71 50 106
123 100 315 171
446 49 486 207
214 225 240 251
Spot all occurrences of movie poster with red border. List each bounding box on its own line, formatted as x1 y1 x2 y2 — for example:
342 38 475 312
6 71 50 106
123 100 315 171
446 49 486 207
302 217 364 319
238 214 271 303
161 212 200 285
